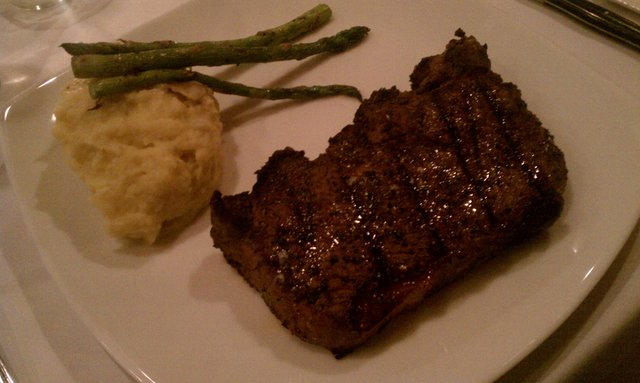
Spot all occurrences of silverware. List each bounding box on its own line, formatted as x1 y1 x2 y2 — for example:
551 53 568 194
0 349 17 383
540 0 640 51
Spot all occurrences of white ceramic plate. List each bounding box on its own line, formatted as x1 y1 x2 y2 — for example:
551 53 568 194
2 1 640 382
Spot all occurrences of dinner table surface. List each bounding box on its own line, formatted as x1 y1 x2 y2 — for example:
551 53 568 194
0 0 639 382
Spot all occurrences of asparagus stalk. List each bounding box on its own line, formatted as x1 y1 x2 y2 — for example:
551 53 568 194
61 4 332 55
71 26 370 78
88 70 195 98
88 69 362 101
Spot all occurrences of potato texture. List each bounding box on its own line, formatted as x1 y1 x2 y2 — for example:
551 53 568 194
53 80 223 243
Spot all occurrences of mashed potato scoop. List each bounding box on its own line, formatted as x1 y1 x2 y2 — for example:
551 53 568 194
53 80 223 244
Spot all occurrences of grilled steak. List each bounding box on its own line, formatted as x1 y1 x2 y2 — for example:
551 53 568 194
210 30 567 357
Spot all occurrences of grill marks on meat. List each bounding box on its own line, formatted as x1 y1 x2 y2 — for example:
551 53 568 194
210 30 567 356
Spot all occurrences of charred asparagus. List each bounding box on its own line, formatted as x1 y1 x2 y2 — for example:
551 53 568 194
61 4 332 55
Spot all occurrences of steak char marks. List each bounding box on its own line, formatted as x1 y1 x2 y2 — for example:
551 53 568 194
210 30 568 357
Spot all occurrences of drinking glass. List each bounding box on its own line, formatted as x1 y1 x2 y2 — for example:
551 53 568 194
9 0 66 10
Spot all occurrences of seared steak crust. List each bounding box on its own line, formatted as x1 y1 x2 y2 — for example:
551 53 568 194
210 30 567 356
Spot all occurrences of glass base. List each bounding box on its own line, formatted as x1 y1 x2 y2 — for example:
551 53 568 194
9 0 66 11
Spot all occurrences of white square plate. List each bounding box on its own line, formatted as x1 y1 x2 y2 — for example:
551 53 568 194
2 1 640 382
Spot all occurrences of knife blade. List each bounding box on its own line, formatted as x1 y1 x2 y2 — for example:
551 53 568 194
539 0 640 51
0 351 17 383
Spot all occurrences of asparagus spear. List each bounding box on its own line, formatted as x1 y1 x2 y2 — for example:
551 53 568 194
88 69 362 101
61 4 332 55
71 26 370 78
88 70 195 98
